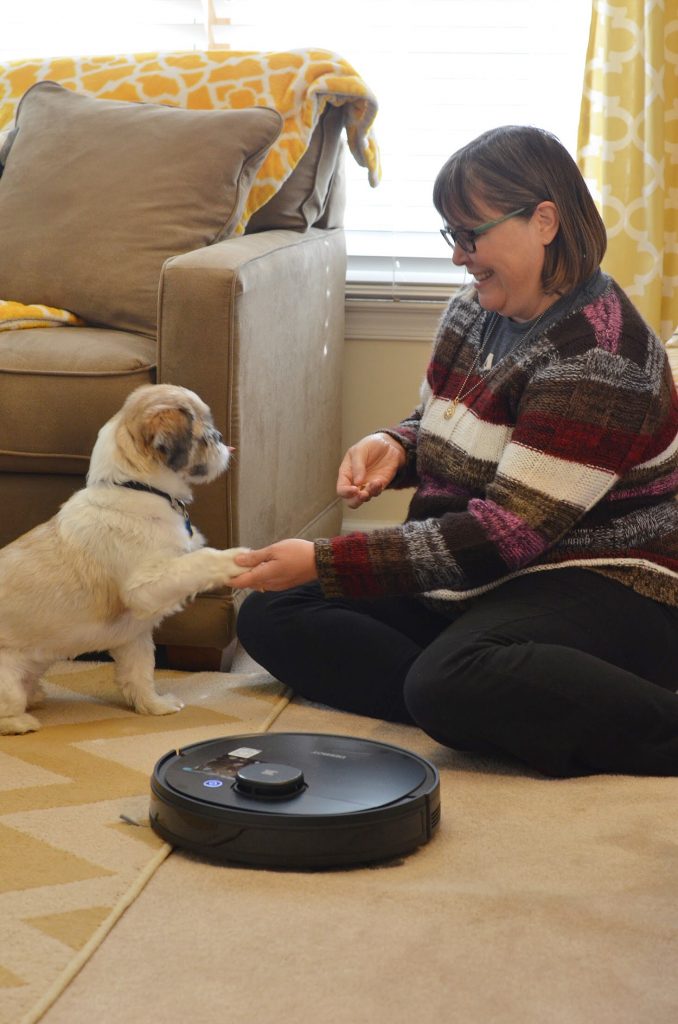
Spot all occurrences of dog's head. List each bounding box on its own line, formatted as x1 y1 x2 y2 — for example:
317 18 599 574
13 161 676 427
87 384 231 493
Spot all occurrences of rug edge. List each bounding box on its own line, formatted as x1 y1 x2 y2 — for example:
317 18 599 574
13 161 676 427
20 842 172 1024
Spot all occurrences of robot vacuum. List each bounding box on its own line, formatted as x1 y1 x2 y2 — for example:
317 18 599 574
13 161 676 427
149 732 440 869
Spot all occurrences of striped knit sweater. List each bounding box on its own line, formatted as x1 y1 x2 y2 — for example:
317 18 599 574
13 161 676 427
315 276 678 607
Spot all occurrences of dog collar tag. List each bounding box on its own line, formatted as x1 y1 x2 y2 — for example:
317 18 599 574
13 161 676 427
117 481 193 537
172 498 194 538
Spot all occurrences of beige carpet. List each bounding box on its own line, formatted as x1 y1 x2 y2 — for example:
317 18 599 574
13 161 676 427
28 685 678 1024
0 660 290 1024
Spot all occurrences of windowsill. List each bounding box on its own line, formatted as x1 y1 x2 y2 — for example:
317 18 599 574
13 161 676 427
345 281 460 342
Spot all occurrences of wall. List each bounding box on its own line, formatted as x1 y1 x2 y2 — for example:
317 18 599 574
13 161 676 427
340 296 447 533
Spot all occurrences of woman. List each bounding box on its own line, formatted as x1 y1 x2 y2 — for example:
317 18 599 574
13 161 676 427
233 125 678 778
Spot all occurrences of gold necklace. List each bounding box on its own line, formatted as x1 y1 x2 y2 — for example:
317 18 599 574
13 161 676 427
443 309 547 421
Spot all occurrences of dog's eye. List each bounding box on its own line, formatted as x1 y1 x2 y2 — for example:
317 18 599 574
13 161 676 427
200 429 222 446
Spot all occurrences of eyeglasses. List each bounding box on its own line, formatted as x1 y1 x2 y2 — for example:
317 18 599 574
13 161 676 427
440 207 529 254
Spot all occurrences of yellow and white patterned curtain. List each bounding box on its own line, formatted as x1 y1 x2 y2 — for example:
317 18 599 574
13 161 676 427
578 0 678 341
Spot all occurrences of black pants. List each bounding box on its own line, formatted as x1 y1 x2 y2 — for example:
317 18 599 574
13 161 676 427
236 569 678 777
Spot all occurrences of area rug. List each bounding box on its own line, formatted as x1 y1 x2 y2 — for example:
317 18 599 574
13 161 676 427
37 697 678 1024
0 660 290 1024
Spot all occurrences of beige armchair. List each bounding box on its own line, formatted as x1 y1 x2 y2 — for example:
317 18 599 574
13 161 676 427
0 51 368 667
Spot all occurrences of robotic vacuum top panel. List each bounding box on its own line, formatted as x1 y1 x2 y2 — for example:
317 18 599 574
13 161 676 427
158 732 431 816
150 732 441 868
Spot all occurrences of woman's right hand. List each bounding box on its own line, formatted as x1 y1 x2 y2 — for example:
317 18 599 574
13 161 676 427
336 432 407 509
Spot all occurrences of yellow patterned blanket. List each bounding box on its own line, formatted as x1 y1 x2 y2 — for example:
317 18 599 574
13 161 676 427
0 48 380 329
0 300 84 330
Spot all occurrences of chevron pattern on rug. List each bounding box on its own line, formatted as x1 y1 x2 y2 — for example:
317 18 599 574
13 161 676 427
0 660 289 1024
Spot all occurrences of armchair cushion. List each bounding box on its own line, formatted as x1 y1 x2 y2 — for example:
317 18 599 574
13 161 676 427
0 82 282 337
0 325 156 475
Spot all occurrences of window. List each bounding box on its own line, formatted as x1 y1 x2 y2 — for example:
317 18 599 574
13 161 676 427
219 0 593 289
0 1 207 58
0 0 592 290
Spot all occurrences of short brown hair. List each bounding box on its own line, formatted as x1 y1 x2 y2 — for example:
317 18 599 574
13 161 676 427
432 125 607 295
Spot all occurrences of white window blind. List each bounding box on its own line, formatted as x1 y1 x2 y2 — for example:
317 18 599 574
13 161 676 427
217 0 593 289
0 1 208 61
0 0 592 290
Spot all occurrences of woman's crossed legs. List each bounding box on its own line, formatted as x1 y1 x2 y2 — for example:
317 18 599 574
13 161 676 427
237 569 678 777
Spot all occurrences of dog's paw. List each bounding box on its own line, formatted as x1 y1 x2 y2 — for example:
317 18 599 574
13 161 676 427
134 692 184 716
220 546 250 583
0 712 41 735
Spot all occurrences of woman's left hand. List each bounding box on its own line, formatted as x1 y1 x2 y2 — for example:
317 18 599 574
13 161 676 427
231 539 318 592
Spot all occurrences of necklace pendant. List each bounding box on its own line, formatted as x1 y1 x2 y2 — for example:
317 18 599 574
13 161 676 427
444 401 457 421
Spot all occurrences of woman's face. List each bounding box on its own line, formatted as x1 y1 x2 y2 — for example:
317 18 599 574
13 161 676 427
447 199 560 322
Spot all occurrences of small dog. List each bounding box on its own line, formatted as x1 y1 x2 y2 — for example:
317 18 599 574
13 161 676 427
0 383 248 735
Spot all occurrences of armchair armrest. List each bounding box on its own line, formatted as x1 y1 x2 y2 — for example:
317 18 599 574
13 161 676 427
157 227 346 555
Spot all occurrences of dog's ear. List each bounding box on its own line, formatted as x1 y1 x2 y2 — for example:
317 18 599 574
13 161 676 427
142 406 194 470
